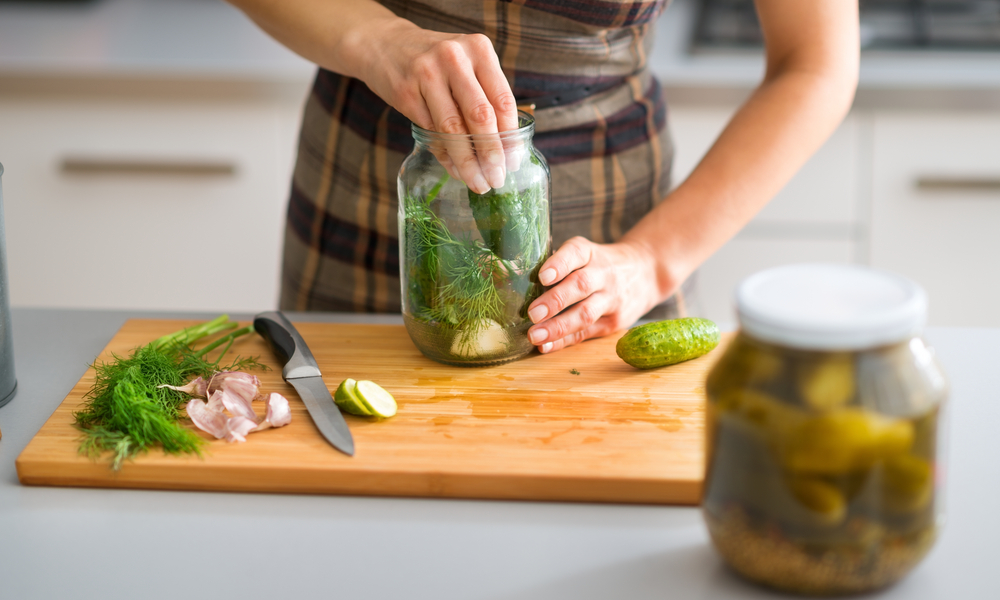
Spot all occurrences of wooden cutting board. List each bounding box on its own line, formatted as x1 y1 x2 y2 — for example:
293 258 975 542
17 319 728 504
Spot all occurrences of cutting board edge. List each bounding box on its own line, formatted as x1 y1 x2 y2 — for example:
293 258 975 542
16 457 703 505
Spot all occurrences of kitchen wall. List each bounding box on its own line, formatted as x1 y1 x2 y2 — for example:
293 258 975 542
2 0 999 326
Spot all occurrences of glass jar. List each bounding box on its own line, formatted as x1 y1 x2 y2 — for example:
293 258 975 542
398 112 551 367
704 264 947 595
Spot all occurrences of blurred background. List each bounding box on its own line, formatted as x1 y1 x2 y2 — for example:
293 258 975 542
1 0 998 327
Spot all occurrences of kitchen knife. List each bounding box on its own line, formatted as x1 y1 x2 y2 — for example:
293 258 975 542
253 311 355 456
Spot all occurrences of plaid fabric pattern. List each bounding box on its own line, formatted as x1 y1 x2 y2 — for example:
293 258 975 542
281 0 693 317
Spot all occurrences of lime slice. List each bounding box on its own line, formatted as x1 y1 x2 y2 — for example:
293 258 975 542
333 378 373 416
355 380 397 418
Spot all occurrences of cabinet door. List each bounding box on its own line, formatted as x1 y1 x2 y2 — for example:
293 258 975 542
668 107 861 225
0 96 302 312
871 113 1000 327
669 107 863 322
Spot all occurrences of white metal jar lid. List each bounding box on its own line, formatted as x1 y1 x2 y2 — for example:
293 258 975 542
735 264 928 351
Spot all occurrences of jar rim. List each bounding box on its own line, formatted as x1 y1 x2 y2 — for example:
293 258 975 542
411 110 535 143
735 263 928 351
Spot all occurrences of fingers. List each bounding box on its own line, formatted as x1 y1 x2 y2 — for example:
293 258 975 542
451 36 510 190
410 34 516 193
469 36 520 174
534 236 595 291
529 305 619 354
420 64 491 194
470 33 518 134
526 238 604 352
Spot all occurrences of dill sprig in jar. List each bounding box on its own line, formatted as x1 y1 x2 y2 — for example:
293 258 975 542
704 264 947 595
398 111 551 366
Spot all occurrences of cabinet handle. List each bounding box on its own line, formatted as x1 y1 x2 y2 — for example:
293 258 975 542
60 157 237 177
915 177 1000 192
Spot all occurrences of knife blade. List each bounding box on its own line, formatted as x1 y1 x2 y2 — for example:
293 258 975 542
253 311 355 456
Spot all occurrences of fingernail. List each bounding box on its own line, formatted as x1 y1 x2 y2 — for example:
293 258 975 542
471 174 490 194
539 268 556 285
528 304 548 323
506 148 524 172
487 166 506 190
485 150 505 167
540 342 553 353
528 328 548 344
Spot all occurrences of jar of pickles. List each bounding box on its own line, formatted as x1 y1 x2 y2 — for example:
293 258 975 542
704 264 947 595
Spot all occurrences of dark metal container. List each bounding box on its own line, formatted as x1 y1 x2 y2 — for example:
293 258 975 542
0 162 16 408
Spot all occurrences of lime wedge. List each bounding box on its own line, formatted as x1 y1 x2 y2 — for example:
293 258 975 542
355 380 397 418
333 378 373 416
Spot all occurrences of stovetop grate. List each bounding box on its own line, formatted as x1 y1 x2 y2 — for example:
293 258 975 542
692 0 1000 51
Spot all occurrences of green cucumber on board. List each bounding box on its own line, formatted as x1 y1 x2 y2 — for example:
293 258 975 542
616 318 720 369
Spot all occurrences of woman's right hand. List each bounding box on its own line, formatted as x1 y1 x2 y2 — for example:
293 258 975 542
355 19 520 193
225 1 519 192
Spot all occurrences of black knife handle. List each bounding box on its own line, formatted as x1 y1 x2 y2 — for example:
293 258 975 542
253 311 322 380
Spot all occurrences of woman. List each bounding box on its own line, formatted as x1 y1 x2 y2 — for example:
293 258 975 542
227 0 859 354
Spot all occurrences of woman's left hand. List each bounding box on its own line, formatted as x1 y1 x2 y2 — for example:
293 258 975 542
525 236 667 353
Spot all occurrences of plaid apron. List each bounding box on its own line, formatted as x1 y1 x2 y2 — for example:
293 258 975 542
281 0 695 318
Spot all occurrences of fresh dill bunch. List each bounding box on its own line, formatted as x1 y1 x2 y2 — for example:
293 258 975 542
74 316 263 470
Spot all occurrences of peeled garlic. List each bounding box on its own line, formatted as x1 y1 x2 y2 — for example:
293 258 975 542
450 319 508 358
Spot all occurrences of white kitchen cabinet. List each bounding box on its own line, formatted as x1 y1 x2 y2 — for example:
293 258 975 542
0 89 309 312
668 107 862 226
668 107 865 322
870 113 1000 327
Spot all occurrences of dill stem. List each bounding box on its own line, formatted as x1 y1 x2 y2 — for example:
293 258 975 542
194 325 254 360
425 173 450 204
152 315 236 350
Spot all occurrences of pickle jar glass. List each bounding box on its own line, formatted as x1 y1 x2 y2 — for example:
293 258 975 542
704 264 947 595
398 111 551 367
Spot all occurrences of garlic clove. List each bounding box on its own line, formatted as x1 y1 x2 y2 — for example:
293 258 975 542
186 398 228 439
223 416 259 443
219 388 259 424
265 393 292 428
158 376 208 398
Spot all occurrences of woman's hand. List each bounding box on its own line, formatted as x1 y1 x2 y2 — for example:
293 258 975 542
359 20 520 193
225 0 519 193
525 237 668 354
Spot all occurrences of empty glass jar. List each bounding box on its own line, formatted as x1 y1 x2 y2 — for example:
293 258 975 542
704 264 947 594
398 112 551 366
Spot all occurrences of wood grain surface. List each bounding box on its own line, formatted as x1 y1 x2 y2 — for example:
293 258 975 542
16 319 729 505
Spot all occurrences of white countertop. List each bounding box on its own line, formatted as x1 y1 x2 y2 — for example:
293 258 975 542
0 308 998 599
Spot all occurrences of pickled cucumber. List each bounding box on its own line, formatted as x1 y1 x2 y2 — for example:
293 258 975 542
787 478 847 526
782 408 914 475
797 354 855 410
882 454 933 515
715 388 806 441
707 335 784 390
